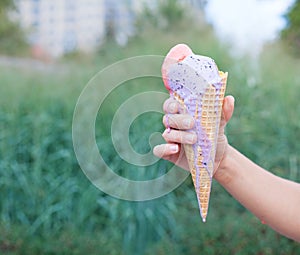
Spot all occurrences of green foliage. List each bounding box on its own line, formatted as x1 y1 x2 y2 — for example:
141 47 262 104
281 0 300 56
0 0 15 9
136 0 196 31
159 0 185 27
1 13 300 255
0 0 28 55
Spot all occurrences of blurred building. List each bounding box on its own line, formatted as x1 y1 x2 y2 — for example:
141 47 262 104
104 0 136 46
15 0 205 58
16 0 105 58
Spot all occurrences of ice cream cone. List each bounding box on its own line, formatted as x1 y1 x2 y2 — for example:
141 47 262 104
174 72 227 222
162 44 228 222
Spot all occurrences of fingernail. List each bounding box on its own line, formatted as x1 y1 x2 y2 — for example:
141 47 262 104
183 118 192 128
170 144 178 152
186 134 196 143
169 102 176 112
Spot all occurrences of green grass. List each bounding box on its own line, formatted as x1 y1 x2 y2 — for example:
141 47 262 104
1 17 300 254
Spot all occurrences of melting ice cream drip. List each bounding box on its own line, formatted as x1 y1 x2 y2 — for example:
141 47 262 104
167 55 221 172
168 82 213 221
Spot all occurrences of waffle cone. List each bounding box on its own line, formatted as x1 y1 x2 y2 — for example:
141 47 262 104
174 71 227 222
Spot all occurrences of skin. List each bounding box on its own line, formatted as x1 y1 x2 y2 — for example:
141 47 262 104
153 95 300 242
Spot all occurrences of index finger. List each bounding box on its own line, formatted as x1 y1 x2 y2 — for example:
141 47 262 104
163 97 179 114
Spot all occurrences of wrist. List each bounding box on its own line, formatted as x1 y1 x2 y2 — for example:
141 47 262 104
213 144 236 185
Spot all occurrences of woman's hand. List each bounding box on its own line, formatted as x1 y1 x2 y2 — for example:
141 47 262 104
153 95 235 176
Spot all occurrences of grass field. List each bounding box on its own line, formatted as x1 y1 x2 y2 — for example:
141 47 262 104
1 19 300 254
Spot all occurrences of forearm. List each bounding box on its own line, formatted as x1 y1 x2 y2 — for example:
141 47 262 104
214 145 300 242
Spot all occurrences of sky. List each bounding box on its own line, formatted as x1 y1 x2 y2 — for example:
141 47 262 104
204 0 296 57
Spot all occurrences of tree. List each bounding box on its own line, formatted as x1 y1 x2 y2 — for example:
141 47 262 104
136 0 202 32
281 0 300 56
0 0 28 55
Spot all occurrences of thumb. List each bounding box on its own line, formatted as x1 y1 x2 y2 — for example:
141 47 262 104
220 95 235 132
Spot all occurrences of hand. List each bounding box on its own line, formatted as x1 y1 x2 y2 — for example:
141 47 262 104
153 95 235 176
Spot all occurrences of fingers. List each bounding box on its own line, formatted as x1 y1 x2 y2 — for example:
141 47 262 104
220 95 235 130
161 95 234 143
163 98 195 130
153 143 179 158
163 98 179 113
162 129 197 144
164 96 234 125
163 114 194 130
153 143 190 171
223 95 235 123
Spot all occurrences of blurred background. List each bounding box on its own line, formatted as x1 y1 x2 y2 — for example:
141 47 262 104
1 0 300 254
